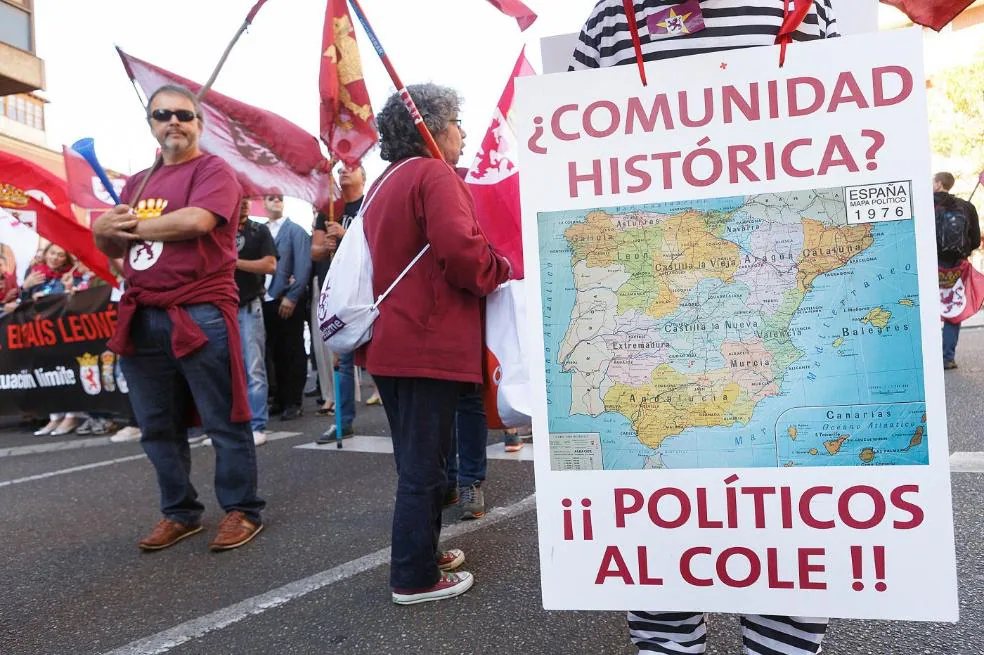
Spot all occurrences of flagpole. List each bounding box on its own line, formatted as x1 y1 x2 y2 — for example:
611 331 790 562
346 0 445 161
127 0 272 203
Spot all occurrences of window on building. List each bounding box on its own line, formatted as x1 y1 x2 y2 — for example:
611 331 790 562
14 96 26 123
1 94 44 130
0 2 32 52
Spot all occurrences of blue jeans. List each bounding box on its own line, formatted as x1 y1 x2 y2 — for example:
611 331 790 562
120 304 265 525
238 298 268 432
943 321 960 362
447 387 488 488
336 350 356 429
375 375 462 589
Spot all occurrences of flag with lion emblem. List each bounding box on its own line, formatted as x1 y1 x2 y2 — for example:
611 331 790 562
116 47 339 213
320 0 378 167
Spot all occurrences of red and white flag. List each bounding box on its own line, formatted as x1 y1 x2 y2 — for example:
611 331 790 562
940 260 984 324
117 48 340 213
465 49 536 280
485 0 538 31
62 146 128 210
464 49 537 430
320 0 378 167
0 151 116 285
881 0 974 31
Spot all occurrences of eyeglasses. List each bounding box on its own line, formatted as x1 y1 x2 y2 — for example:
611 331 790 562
150 108 200 123
265 195 283 202
449 118 462 128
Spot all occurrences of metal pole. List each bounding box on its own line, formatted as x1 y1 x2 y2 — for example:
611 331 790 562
127 1 271 203
333 366 344 449
346 0 445 161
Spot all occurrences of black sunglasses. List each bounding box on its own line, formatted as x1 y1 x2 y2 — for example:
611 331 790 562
150 108 200 123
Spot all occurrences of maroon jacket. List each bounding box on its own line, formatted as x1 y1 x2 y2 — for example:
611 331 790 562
361 157 511 383
109 276 250 424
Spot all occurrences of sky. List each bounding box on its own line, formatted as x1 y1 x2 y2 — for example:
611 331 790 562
33 0 601 222
31 1 978 217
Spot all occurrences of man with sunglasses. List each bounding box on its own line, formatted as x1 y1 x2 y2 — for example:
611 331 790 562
261 191 312 421
93 83 265 553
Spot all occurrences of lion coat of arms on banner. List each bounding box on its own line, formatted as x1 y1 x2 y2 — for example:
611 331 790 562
77 353 102 395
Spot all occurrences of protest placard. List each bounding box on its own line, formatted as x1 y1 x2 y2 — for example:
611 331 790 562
517 28 958 620
0 286 131 416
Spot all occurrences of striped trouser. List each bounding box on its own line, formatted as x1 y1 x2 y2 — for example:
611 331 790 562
628 612 828 654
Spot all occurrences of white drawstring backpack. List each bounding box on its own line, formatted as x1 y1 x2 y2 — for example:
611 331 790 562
317 157 427 353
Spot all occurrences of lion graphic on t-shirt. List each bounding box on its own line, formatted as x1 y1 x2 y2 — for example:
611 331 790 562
127 199 167 270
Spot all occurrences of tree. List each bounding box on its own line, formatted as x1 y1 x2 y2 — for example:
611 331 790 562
928 48 984 208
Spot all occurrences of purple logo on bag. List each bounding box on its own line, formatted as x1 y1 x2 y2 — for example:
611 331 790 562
320 315 346 341
646 0 706 39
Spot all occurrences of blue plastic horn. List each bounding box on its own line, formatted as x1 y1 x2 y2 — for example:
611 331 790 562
71 137 121 205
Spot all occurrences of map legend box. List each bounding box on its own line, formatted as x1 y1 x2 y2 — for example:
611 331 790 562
549 432 603 470
845 181 913 224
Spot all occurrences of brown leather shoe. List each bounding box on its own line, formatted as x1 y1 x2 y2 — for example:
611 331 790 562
209 511 263 551
138 519 203 551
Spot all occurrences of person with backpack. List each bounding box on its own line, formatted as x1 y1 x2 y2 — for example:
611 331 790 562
361 83 512 605
934 171 981 369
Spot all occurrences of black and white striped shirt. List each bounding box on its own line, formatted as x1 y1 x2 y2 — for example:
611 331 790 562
569 3 840 654
569 0 838 71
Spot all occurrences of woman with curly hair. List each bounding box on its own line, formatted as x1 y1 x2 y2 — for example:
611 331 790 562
361 83 512 605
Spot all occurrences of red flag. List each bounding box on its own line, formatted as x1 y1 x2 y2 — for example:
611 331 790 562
881 0 974 31
940 261 984 324
320 0 378 167
247 198 270 219
464 49 536 280
117 48 339 213
0 151 116 285
62 146 128 210
485 0 538 31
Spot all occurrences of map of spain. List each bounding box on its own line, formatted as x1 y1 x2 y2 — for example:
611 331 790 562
539 185 929 471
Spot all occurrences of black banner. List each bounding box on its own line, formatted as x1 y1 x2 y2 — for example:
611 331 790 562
0 286 131 416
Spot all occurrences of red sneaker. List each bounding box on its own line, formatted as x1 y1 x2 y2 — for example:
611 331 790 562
437 548 465 571
392 572 474 605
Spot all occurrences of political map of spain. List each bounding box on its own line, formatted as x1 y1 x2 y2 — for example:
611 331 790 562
539 186 929 471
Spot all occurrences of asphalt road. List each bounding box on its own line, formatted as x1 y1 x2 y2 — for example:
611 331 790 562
2 330 984 655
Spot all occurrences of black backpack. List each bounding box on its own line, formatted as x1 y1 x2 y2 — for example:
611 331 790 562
936 193 972 258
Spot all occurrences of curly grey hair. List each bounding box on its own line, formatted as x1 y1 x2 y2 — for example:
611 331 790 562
377 83 460 162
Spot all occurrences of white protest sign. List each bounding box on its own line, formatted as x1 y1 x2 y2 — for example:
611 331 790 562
517 28 957 620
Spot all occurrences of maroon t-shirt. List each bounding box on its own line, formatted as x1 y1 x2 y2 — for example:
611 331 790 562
120 154 241 292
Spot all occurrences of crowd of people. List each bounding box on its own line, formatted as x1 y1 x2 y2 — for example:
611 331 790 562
82 75 535 559
4 1 978 652
6 84 531 559
1 242 144 441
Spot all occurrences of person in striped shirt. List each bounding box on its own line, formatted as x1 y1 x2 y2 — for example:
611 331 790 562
570 0 837 71
568 1 838 654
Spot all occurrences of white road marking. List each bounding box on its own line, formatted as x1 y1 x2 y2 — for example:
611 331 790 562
0 454 149 488
949 451 984 473
0 432 303 488
0 436 113 458
296 435 535 461
296 435 396 454
0 431 302 459
101 493 537 655
260 431 304 443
